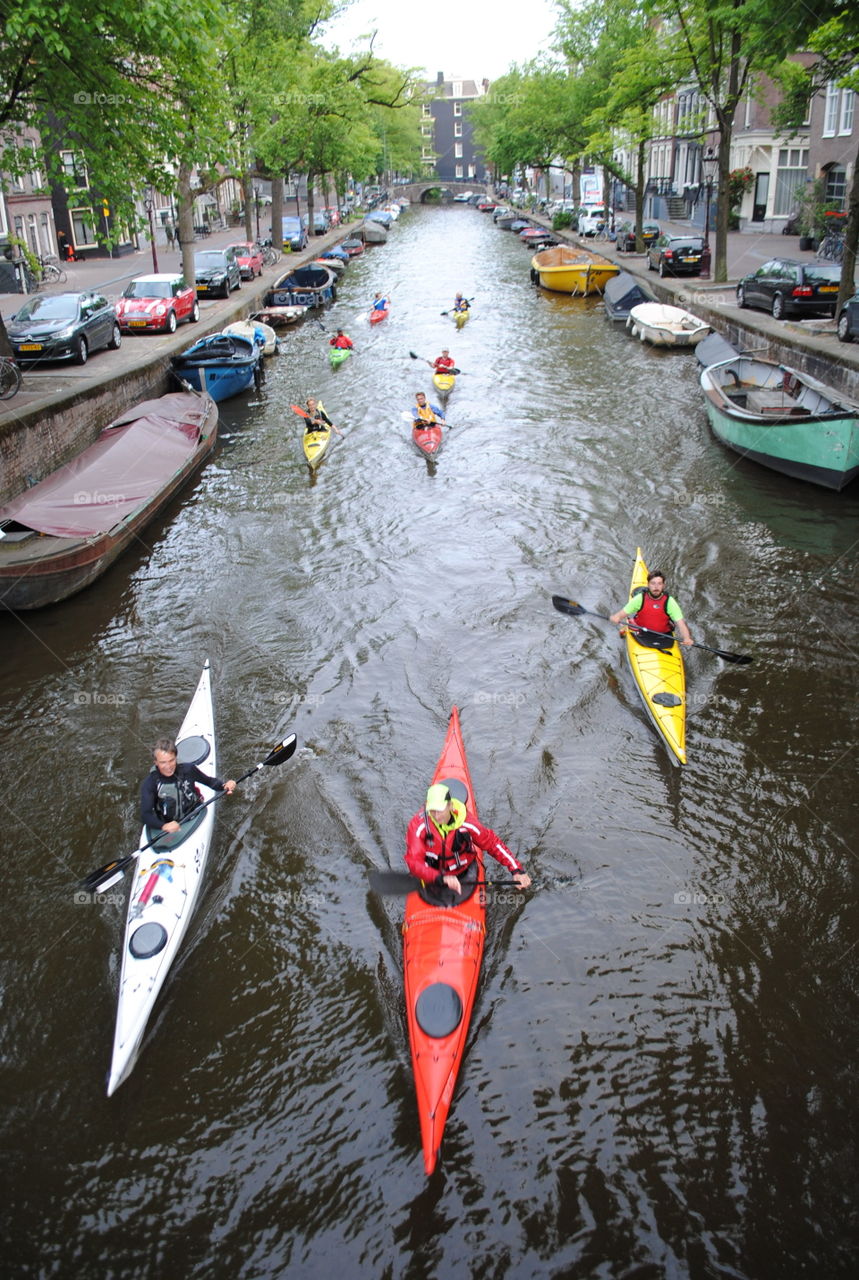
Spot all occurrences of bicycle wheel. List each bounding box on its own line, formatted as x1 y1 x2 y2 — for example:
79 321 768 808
0 359 22 399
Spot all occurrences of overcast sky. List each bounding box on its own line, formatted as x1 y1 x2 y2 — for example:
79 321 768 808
323 0 560 83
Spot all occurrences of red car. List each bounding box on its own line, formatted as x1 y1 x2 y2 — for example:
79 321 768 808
116 274 199 333
228 241 265 280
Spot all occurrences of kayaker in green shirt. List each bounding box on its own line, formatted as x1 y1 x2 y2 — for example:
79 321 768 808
610 569 693 646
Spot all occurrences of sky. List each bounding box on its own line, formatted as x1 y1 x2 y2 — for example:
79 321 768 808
322 0 561 83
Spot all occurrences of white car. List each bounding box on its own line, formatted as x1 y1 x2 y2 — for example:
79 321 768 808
578 206 608 236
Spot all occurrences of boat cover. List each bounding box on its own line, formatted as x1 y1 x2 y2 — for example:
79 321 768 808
696 331 740 368
0 393 212 538
603 271 654 319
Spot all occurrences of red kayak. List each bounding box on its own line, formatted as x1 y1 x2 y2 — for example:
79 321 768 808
411 422 444 456
403 706 485 1175
369 304 389 325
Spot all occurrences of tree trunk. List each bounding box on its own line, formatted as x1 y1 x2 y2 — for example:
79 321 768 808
270 175 283 250
176 161 196 290
713 124 732 284
306 171 315 235
635 137 646 248
243 174 253 242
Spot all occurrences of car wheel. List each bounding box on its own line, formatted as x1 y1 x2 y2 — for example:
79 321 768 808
772 293 785 320
737 285 746 308
837 310 853 343
235 275 242 289
108 322 122 350
74 335 88 365
190 301 200 323
647 255 654 272
659 260 668 277
221 281 230 299
166 310 177 333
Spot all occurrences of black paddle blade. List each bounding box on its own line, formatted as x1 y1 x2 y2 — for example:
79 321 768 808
702 646 753 665
551 595 588 617
409 350 421 360
264 734 298 766
368 868 421 896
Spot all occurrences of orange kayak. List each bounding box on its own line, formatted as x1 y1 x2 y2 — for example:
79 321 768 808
411 423 444 456
403 706 485 1175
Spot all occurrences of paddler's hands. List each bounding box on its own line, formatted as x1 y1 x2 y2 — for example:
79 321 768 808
442 874 462 894
512 872 531 891
223 780 237 794
162 820 181 833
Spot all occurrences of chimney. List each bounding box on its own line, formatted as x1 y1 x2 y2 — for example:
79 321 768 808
437 71 444 85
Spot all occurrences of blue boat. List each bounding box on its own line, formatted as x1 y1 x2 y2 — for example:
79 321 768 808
171 332 261 402
265 264 337 308
365 209 393 227
320 246 350 263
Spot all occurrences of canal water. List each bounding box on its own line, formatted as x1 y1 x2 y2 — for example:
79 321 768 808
2 205 857 1279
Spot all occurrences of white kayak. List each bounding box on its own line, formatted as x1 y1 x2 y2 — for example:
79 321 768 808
107 660 217 1095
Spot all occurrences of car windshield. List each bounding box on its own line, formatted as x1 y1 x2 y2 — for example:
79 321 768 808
15 296 79 321
125 280 172 299
282 219 300 229
196 253 226 267
670 238 703 249
229 244 252 255
804 264 841 283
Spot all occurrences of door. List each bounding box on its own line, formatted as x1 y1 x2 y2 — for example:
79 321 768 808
752 173 769 222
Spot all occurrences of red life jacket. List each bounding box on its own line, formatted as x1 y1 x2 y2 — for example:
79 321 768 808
434 356 455 370
632 586 673 633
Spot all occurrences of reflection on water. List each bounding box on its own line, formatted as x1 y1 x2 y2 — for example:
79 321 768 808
1 204 857 1279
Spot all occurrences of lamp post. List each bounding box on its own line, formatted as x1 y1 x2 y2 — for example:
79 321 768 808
143 188 159 273
254 183 261 241
700 146 717 279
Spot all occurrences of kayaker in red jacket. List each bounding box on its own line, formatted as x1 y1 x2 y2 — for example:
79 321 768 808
427 349 455 372
610 569 693 645
405 782 531 898
329 329 353 349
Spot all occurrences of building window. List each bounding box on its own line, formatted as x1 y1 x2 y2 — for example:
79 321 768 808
455 164 463 178
773 147 808 216
453 102 461 117
840 90 855 135
825 165 847 210
452 82 462 98
70 207 97 246
421 125 432 137
454 121 462 137
823 82 839 136
422 104 431 117
61 150 88 188
454 143 463 158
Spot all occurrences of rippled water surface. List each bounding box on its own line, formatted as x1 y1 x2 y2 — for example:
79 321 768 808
2 205 858 1279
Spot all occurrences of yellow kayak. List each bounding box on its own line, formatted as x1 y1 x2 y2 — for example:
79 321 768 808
623 548 686 765
302 426 331 469
454 307 470 329
432 372 456 397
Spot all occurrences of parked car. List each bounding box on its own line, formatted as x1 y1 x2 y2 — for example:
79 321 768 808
837 292 859 343
578 206 609 236
736 258 842 319
228 242 264 280
311 210 330 235
616 221 660 253
194 247 241 298
281 215 308 252
116 273 199 333
647 233 705 277
7 291 120 365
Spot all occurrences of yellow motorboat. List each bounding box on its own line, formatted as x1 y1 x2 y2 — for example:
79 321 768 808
622 548 686 765
530 245 619 296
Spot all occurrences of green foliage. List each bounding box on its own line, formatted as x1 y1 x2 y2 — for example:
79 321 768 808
552 211 573 229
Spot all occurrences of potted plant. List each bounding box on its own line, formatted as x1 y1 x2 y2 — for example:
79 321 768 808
795 177 826 250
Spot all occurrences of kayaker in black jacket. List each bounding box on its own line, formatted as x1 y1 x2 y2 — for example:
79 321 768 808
140 738 235 834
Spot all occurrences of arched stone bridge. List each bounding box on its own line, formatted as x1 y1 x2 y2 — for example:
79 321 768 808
392 180 490 204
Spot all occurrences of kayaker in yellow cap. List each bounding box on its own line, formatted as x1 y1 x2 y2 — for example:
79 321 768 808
610 568 693 646
404 781 531 905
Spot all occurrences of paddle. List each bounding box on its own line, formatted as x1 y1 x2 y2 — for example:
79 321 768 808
440 297 475 315
400 410 452 431
79 734 299 894
290 404 344 437
408 352 461 374
368 867 524 896
551 596 753 665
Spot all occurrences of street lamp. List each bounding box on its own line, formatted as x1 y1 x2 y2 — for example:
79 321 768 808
700 146 718 278
143 187 159 274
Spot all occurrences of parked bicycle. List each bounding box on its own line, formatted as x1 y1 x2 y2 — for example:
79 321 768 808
0 355 22 400
260 238 281 267
816 227 845 263
36 255 68 285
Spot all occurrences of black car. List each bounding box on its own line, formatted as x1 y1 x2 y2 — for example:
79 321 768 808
616 221 660 253
7 291 120 365
837 292 859 343
647 233 705 277
194 247 241 298
736 258 841 320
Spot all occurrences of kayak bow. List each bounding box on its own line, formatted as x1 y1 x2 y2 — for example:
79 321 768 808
403 706 485 1175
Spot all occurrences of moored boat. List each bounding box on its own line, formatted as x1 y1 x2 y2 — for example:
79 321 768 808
0 391 218 610
602 271 656 322
362 219 388 245
341 238 365 257
314 255 346 274
622 549 686 766
265 264 337 308
252 304 306 328
699 355 859 490
107 661 217 1094
171 332 261 400
403 706 484 1174
222 318 278 356
530 245 619 295
627 302 709 347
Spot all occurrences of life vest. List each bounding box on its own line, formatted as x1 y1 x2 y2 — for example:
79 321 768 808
434 356 455 370
423 797 474 872
331 335 351 348
454 299 468 311
632 585 674 633
414 403 437 424
153 770 200 823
